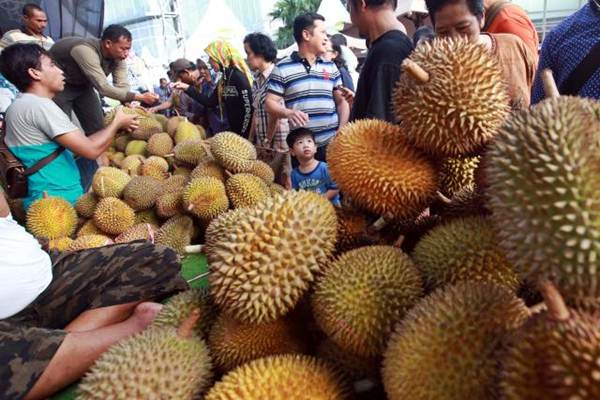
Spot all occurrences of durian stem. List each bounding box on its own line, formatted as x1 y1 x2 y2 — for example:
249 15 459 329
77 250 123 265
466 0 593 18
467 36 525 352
541 69 560 99
436 191 452 205
185 244 204 254
224 170 233 178
164 153 175 158
177 308 201 338
539 280 569 321
402 59 430 84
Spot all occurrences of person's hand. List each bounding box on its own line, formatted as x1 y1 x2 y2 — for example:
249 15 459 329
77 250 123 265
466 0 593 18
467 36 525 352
172 82 190 91
337 86 355 106
286 109 309 128
147 106 159 114
113 107 140 132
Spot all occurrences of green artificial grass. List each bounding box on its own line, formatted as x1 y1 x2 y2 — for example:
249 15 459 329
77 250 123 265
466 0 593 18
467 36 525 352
50 253 208 400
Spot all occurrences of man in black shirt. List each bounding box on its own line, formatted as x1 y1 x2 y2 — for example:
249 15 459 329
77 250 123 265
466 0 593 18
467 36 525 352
346 0 414 122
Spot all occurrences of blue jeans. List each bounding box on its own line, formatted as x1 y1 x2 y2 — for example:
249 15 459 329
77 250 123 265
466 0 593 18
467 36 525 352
76 157 98 192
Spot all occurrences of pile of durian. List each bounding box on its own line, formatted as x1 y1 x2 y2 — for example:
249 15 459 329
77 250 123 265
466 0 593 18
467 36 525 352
19 37 600 399
24 111 285 255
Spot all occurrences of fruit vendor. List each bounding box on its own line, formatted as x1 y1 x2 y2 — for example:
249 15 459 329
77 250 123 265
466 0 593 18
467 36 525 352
0 188 188 399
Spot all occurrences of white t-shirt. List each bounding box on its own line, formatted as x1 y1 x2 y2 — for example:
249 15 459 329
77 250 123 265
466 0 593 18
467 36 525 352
0 214 53 319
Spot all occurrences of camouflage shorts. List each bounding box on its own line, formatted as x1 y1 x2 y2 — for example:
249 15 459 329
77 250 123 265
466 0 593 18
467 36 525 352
0 241 188 399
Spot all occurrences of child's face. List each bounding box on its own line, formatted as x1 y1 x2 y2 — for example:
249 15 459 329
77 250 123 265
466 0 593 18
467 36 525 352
291 135 317 160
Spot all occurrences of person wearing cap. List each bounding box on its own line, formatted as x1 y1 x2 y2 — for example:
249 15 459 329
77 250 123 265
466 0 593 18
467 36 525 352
171 40 253 138
49 25 159 190
345 0 413 122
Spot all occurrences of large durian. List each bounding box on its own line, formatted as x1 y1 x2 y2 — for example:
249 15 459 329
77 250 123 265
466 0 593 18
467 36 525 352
78 310 213 400
191 160 226 182
130 116 162 140
146 132 174 157
69 234 113 251
485 95 600 307
174 119 204 144
122 176 163 210
204 354 348 400
312 245 423 357
174 139 212 166
155 215 194 255
183 177 229 220
93 197 135 235
210 131 257 173
153 288 218 339
26 195 77 239
382 282 529 400
439 156 480 197
412 216 520 292
327 119 439 219
75 192 98 218
204 208 246 255
208 191 337 324
114 223 157 243
393 36 510 157
225 173 271 208
92 167 131 198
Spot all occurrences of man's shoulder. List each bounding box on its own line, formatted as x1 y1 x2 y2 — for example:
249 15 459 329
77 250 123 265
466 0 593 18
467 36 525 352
491 32 531 53
8 94 57 114
368 30 413 61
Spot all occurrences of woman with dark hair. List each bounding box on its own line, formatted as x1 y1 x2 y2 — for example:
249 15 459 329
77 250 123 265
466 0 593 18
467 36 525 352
327 35 354 91
243 32 291 187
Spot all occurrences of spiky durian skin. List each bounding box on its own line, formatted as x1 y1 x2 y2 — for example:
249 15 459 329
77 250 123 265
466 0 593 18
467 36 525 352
48 237 74 252
245 160 275 183
225 173 271 208
439 156 480 197
316 338 381 382
183 177 229 220
204 208 246 255
174 139 211 165
334 207 378 253
152 288 218 339
500 309 600 400
327 119 439 219
204 354 348 400
161 174 188 193
146 132 174 157
124 140 147 156
26 196 78 239
130 116 162 140
312 246 423 358
394 37 510 157
208 314 307 372
78 327 213 400
412 216 520 292
485 96 600 307
174 119 203 144
75 192 98 218
92 198 135 235
210 131 257 173
155 191 183 219
155 215 194 255
68 234 113 251
208 191 337 324
76 219 104 238
382 282 529 400
122 176 163 211
191 161 226 182
167 116 185 136
92 167 131 198
114 223 157 243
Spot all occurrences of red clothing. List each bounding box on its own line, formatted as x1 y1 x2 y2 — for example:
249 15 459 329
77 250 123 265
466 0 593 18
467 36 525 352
486 3 540 57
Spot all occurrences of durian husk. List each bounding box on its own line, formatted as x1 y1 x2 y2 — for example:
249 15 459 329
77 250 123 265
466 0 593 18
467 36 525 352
92 167 131 198
26 196 78 239
225 173 271 209
75 192 99 219
93 198 135 235
114 223 157 243
210 131 257 173
68 234 113 251
146 132 174 157
439 156 480 198
155 215 194 255
76 219 104 238
122 176 163 211
130 116 162 140
48 237 74 252
191 161 226 182
183 177 229 220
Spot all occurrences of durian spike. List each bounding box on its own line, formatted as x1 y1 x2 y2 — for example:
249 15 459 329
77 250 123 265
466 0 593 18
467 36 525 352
185 244 204 254
402 59 430 84
539 280 569 321
541 69 560 99
436 191 452 205
177 308 201 339
42 191 48 199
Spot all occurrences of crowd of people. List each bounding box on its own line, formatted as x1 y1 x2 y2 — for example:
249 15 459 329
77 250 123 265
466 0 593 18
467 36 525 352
0 0 598 398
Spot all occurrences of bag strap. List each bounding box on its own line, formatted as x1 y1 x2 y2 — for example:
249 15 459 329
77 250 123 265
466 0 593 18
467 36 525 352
483 0 512 31
560 41 600 96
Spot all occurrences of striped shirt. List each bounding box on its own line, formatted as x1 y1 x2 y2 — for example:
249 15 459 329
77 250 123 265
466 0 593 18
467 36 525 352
252 64 289 152
267 52 342 146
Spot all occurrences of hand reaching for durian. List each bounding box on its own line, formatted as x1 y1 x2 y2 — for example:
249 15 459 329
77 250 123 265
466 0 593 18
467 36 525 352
172 82 190 91
113 107 140 133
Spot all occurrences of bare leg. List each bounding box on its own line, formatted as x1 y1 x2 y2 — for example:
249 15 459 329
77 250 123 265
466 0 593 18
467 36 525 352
24 302 162 400
64 301 141 332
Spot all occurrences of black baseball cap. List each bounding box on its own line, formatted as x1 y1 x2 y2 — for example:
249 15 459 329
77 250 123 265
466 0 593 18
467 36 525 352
171 58 195 75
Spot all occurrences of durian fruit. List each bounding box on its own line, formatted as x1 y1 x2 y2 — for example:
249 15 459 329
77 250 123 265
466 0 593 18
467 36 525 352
382 282 529 400
124 140 147 156
161 175 188 194
141 156 169 180
146 132 174 157
312 246 423 357
204 354 348 400
316 338 381 382
155 215 194 255
76 219 104 238
327 119 439 219
120 154 145 176
114 223 157 243
26 195 78 239
174 139 212 166
439 156 479 197
183 177 229 220
412 216 520 292
155 191 183 219
204 208 246 255
335 206 379 253
153 288 218 339
69 234 113 251
152 113 168 131
436 185 490 220
485 96 600 307
130 116 162 140
135 209 161 226
75 192 98 218
208 191 337 324
269 182 287 197
78 310 213 400
175 120 203 144
210 131 257 173
500 282 600 400
92 167 131 198
245 160 275 183
48 237 74 252
173 166 192 177
122 176 163 211
107 151 125 167
208 314 308 372
393 36 510 157
93 198 135 235
166 116 185 136
225 173 271 209
191 161 226 182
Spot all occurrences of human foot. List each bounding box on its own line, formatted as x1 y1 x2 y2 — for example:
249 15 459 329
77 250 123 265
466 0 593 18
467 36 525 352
130 302 163 331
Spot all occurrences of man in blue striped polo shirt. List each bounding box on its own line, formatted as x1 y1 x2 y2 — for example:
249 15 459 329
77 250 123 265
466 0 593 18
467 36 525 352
265 12 350 162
